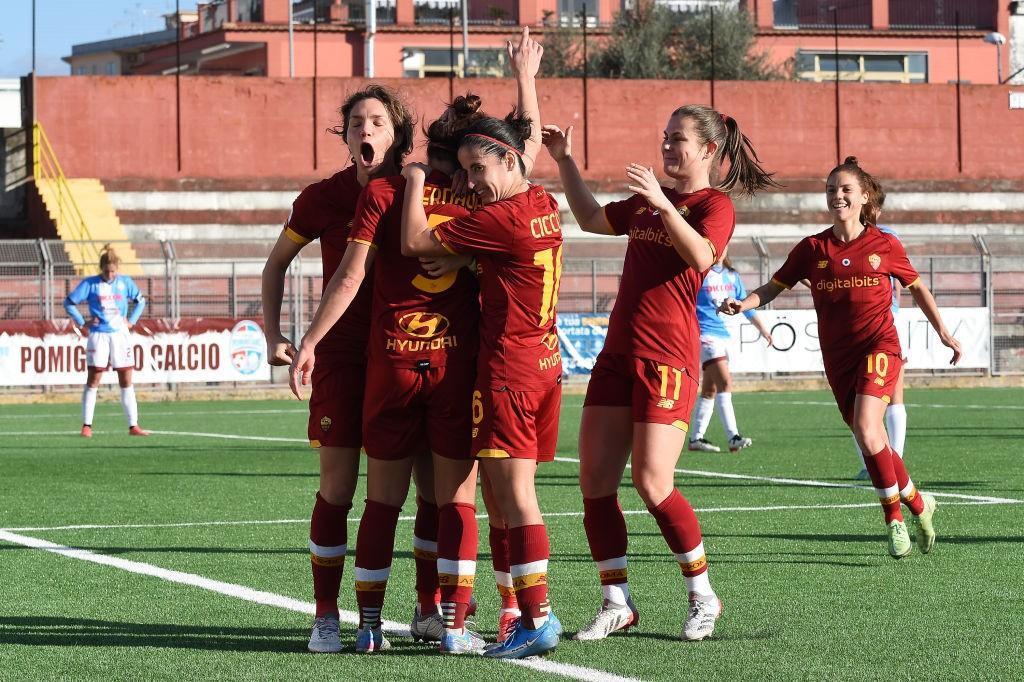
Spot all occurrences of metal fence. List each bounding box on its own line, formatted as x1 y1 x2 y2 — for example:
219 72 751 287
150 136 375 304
2 236 1022 376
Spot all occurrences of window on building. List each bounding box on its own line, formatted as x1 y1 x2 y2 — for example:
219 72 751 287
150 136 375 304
796 51 928 83
402 47 508 78
106 61 116 75
558 0 597 26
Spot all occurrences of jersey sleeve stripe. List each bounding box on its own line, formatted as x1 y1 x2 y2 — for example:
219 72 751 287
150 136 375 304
433 231 459 255
284 227 311 245
770 277 792 290
704 238 717 260
905 276 921 288
347 238 378 249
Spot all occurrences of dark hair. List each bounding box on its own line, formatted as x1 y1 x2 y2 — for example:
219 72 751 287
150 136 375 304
98 243 120 270
458 108 532 175
425 94 486 167
671 104 780 197
828 156 886 225
329 84 415 168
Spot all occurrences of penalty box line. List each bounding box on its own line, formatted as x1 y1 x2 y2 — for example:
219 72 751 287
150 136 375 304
0 528 643 682
3 499 1016 534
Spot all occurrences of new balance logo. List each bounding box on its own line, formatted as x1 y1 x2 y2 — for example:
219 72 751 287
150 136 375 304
656 398 676 409
817 260 829 269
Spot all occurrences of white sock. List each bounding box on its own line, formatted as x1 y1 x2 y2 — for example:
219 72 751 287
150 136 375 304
602 582 631 606
685 570 714 598
886 404 907 458
690 397 714 441
82 387 97 425
120 386 139 427
715 392 739 439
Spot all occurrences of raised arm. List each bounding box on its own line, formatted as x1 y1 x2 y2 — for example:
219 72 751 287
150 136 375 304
289 242 376 398
261 231 305 365
400 163 451 257
509 26 543 177
625 163 715 271
542 124 615 235
720 280 786 316
907 279 962 365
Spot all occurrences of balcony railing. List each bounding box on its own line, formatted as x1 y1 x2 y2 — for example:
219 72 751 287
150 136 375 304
889 0 996 30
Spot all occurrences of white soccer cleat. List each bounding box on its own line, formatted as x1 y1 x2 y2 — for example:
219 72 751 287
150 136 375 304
728 435 752 452
681 593 722 641
307 614 342 653
688 438 720 452
355 625 391 653
409 605 445 642
573 598 640 641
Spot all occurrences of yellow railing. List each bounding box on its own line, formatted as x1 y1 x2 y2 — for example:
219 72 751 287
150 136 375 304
33 122 100 267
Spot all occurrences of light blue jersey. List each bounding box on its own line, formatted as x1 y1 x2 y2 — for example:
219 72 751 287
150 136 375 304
696 265 755 339
878 225 900 314
64 274 146 333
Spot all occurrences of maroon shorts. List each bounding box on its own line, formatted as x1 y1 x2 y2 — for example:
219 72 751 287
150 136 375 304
584 352 697 432
473 381 561 462
308 359 365 449
827 351 904 426
362 360 475 461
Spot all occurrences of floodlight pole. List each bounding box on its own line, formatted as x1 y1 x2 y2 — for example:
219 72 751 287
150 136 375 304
955 12 962 174
710 5 715 109
176 0 182 172
831 5 840 166
449 7 455 100
313 3 319 170
461 0 469 72
582 3 589 170
288 0 294 77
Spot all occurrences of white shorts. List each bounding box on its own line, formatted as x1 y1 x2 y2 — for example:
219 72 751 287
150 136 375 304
699 335 729 369
87 329 135 370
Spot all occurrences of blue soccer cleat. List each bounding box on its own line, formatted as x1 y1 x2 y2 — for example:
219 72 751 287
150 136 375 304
482 616 559 659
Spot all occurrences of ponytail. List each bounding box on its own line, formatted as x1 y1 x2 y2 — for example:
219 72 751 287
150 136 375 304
425 93 486 166
829 156 886 226
671 104 780 197
98 243 121 270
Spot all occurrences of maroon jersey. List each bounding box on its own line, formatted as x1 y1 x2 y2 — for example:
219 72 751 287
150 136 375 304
433 185 562 391
602 187 735 372
771 225 920 367
285 167 372 362
348 170 481 368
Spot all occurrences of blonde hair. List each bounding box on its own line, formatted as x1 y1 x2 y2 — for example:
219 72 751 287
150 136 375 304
98 244 121 270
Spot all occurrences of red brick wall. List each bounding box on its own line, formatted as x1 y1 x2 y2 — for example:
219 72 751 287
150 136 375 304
36 76 1024 181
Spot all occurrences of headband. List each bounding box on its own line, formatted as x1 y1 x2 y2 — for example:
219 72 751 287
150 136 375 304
464 133 523 157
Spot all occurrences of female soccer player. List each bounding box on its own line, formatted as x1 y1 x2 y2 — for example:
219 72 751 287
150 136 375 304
399 110 563 660
543 106 777 642
720 156 960 559
261 84 437 654
65 244 148 437
687 251 773 453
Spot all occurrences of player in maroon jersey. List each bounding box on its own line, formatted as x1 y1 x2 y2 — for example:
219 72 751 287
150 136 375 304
290 29 547 654
399 109 563 659
543 105 777 642
261 85 439 654
721 156 960 559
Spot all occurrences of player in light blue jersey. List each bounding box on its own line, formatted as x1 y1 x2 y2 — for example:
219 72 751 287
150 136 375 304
853 225 908 479
688 253 773 452
64 244 148 437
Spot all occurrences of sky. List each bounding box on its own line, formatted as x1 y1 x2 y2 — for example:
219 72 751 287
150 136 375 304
0 1 191 77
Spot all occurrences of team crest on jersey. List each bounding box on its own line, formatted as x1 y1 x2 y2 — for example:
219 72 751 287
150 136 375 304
677 205 691 218
868 253 881 270
320 416 332 432
398 312 450 339
817 260 829 269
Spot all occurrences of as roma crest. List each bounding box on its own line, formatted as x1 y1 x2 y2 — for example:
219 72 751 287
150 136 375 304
320 416 332 432
868 253 881 270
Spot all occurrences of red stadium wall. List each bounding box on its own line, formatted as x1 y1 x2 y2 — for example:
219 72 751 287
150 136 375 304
35 76 1024 182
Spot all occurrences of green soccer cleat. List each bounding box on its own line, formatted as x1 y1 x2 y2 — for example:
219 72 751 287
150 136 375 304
887 519 912 559
914 493 938 554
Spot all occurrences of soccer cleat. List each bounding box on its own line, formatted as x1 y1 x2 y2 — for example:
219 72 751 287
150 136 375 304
307 614 342 653
887 519 912 559
573 599 640 641
497 610 520 643
728 435 752 452
409 606 445 642
854 468 871 481
80 425 92 438
688 438 720 453
354 625 391 653
439 627 486 654
914 493 938 554
681 593 722 641
128 425 150 436
548 611 563 637
482 617 559 659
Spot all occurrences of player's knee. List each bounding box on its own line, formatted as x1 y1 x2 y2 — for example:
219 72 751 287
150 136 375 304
579 464 617 498
631 470 672 508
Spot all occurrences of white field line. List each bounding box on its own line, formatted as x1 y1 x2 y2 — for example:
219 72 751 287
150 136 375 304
551 456 1023 505
3 499 1016 534
0 529 643 682
0 408 308 420
743 399 1024 411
